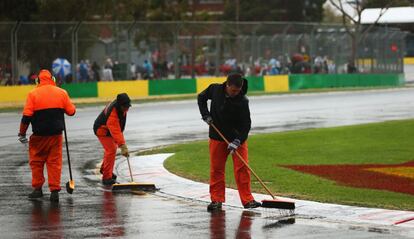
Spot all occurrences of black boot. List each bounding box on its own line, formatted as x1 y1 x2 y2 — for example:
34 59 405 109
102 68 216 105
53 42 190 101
102 178 116 186
207 201 222 212
50 190 59 202
28 188 43 199
243 200 261 209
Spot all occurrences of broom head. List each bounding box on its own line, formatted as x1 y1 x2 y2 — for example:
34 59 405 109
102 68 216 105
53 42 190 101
66 180 75 194
261 199 295 210
112 182 156 192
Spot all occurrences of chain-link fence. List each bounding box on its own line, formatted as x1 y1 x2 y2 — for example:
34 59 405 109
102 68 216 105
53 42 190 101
0 21 407 85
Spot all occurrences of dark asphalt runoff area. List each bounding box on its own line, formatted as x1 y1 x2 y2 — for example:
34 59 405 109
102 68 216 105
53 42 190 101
1 88 414 238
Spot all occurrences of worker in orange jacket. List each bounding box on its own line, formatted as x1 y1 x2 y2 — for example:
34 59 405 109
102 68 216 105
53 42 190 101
198 73 261 211
94 93 131 185
18 69 76 202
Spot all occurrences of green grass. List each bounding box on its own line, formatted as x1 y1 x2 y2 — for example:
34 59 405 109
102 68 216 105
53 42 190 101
140 119 414 210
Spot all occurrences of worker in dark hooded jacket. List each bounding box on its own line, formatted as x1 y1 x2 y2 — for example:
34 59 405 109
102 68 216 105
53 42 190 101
94 93 131 185
18 69 76 202
198 73 261 211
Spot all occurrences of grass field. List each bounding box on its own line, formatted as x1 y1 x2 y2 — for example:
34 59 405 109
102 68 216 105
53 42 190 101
141 119 414 210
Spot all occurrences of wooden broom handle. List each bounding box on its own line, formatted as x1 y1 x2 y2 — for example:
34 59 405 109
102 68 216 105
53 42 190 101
126 156 134 182
210 123 276 199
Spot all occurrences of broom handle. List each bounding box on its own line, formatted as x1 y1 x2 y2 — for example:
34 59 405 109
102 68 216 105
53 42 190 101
211 123 276 199
126 156 134 182
63 118 73 181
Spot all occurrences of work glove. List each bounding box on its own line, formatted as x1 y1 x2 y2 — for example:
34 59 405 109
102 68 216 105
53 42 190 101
227 139 241 154
202 115 213 125
18 133 28 144
120 144 129 157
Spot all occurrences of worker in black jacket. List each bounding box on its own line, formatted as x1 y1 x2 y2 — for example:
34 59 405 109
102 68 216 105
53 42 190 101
198 73 261 211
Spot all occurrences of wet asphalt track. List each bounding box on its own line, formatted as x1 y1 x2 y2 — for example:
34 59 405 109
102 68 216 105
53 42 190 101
1 88 414 238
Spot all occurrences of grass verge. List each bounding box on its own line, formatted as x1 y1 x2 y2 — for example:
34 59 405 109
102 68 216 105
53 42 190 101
140 119 414 210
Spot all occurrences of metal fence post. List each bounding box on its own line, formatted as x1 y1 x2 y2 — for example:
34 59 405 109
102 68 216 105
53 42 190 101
251 27 257 65
281 24 291 63
11 21 21 85
241 36 248 64
309 25 316 60
257 35 265 61
400 33 407 74
190 22 196 79
174 22 180 79
388 31 399 73
71 21 82 83
215 35 220 76
115 21 119 63
126 21 137 80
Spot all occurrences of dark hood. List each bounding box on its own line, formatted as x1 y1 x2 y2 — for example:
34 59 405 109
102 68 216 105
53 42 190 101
222 77 248 96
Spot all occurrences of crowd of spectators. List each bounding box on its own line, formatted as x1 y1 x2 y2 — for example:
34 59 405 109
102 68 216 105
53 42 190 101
4 52 362 86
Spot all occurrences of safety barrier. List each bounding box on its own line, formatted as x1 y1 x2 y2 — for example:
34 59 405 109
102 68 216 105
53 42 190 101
61 82 97 98
289 74 405 90
0 74 405 103
149 78 196 96
404 57 414 64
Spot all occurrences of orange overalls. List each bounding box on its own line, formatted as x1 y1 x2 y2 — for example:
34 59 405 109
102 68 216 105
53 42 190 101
20 70 76 192
209 139 254 205
94 102 127 181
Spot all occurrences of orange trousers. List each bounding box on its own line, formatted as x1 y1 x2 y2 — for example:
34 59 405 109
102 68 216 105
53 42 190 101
209 139 254 205
98 136 118 180
29 135 63 192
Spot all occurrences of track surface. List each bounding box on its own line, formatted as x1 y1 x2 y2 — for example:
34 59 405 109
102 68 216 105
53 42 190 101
1 88 414 238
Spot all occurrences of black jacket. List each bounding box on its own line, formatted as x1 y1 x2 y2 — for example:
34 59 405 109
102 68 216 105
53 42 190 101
93 100 126 136
197 79 251 143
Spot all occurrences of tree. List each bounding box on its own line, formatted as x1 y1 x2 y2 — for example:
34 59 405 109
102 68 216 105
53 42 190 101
0 0 218 82
323 3 347 23
328 0 397 68
303 0 327 22
222 0 326 22
0 0 39 21
15 0 113 72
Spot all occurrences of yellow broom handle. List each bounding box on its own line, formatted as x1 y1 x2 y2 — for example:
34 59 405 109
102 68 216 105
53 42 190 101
210 123 276 199
126 156 134 182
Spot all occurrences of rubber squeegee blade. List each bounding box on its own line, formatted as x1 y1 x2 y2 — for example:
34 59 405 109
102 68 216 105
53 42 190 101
261 199 295 210
112 183 157 192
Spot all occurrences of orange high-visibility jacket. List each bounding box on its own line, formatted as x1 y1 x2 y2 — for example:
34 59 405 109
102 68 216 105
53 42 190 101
19 70 76 136
93 101 127 146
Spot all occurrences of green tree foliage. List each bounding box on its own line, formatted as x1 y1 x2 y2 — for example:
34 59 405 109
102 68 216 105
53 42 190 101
323 4 345 23
222 0 326 22
14 0 110 69
1 0 330 75
0 0 199 22
0 0 200 65
0 0 38 21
